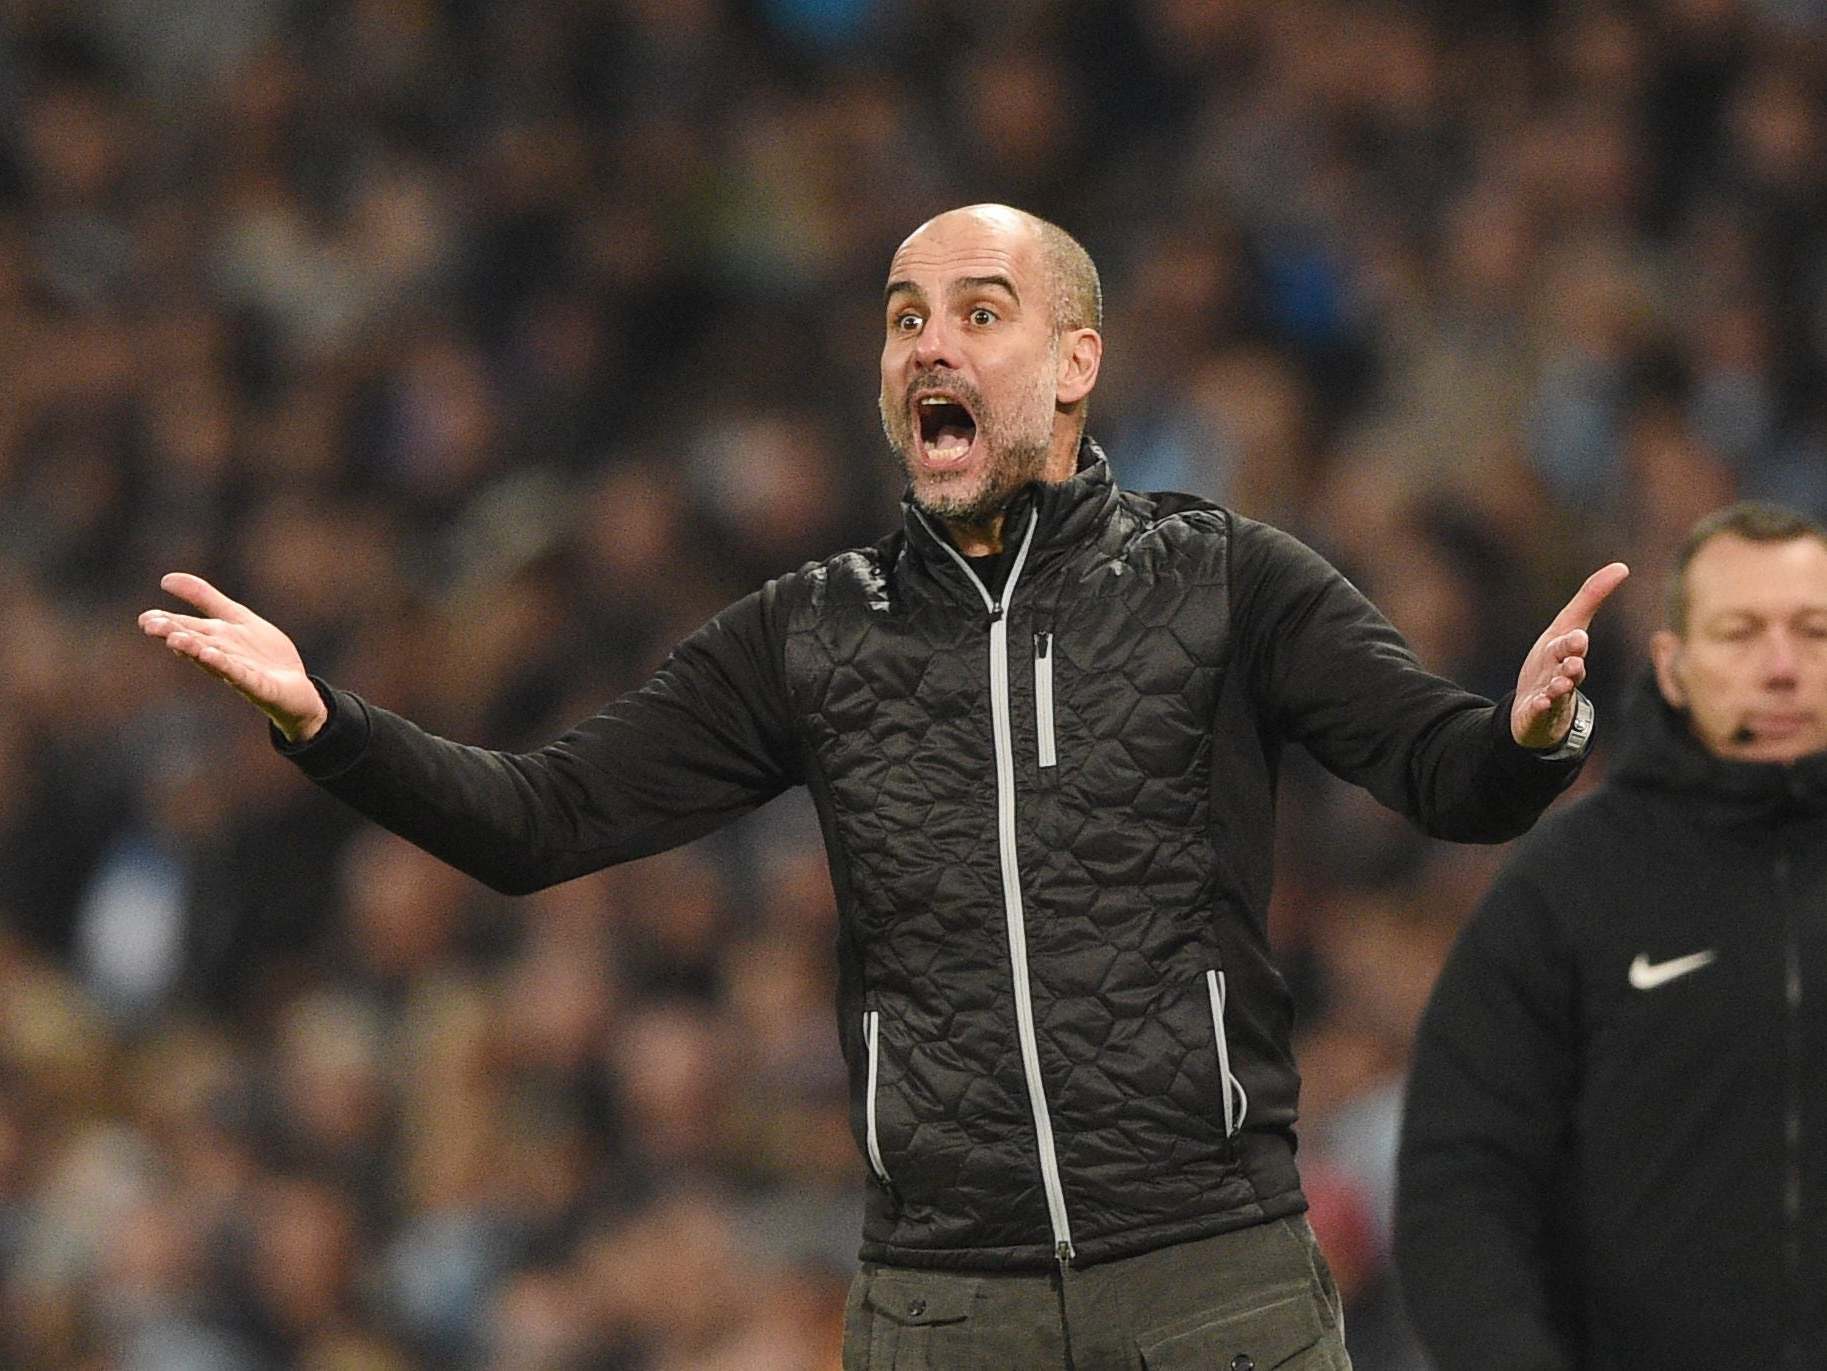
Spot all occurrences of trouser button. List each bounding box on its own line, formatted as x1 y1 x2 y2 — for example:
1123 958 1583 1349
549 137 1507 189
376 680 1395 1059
909 1297 926 1317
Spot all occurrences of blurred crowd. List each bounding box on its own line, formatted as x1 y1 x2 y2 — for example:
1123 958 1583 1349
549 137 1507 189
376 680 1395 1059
2 0 1825 1367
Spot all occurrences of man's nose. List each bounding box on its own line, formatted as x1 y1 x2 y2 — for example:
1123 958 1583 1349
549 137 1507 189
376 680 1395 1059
1759 630 1802 683
911 314 959 370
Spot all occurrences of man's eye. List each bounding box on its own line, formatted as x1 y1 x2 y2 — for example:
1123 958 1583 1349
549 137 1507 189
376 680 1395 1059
970 307 996 326
893 312 922 333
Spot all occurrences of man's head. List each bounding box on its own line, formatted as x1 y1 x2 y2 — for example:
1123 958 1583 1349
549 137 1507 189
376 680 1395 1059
879 204 1103 543
1651 501 1827 763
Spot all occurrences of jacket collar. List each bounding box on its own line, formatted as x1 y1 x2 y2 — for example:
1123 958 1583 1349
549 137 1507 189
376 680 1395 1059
1611 669 1827 828
901 436 1120 572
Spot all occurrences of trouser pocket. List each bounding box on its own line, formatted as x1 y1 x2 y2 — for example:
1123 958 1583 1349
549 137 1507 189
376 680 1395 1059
1136 1278 1347 1370
843 1270 979 1370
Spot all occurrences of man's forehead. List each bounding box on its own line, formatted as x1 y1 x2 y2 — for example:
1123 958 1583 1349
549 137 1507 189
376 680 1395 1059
887 208 1040 288
1689 534 1827 612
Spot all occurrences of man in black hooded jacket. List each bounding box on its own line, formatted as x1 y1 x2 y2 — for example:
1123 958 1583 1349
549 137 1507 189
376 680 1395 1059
1396 501 1827 1371
142 204 1627 1369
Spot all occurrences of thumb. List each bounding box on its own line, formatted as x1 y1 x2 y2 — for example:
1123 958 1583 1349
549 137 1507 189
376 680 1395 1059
1547 561 1629 635
160 572 250 624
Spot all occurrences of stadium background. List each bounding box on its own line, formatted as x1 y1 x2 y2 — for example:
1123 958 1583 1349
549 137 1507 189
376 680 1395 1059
1 0 1824 1366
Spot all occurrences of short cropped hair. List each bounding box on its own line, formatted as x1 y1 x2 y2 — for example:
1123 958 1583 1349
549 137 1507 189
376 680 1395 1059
1666 500 1827 633
1031 215 1102 334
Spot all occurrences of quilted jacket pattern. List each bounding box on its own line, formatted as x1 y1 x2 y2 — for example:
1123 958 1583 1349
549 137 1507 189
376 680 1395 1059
282 441 1585 1271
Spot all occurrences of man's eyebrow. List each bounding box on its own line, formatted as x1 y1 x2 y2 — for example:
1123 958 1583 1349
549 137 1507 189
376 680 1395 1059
955 273 1019 302
884 279 926 307
883 274 1022 307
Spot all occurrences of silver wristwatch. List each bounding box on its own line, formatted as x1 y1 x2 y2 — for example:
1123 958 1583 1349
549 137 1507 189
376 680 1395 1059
1536 689 1594 760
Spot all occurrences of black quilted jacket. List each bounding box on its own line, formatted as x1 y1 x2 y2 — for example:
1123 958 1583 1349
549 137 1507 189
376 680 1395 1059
282 442 1583 1270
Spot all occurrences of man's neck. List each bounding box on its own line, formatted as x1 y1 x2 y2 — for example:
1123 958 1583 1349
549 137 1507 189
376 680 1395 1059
932 428 1085 556
944 512 1007 557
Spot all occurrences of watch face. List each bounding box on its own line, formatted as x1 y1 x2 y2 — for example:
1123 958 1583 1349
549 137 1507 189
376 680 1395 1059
1569 694 1593 746
1539 693 1593 758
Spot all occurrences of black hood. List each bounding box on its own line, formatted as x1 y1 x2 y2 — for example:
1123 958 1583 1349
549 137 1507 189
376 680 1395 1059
1611 667 1827 828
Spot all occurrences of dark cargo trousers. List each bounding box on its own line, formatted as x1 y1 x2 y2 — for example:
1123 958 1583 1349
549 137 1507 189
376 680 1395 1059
843 1215 1351 1370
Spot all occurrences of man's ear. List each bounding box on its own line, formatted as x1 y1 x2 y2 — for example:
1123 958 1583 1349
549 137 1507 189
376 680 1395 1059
1056 328 1102 406
1651 629 1687 710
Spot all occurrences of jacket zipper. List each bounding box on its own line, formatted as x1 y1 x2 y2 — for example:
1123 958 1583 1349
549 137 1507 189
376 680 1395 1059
863 1009 892 1187
917 509 1075 1263
1034 632 1057 769
1204 969 1249 1137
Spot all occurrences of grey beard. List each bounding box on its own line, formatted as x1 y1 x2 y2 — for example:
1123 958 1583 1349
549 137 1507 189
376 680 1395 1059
902 434 1051 526
879 378 1054 526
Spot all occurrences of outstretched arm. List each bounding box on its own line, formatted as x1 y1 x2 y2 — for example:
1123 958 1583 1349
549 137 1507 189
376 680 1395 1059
139 572 328 743
1510 562 1630 750
1232 519 1622 842
138 573 801 894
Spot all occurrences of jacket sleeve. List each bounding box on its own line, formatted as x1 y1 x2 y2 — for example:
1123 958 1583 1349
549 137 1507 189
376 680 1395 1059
1393 857 1580 1371
274 581 801 894
1229 516 1581 840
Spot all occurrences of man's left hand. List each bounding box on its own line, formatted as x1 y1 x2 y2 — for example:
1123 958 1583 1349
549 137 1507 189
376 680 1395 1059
1512 562 1631 749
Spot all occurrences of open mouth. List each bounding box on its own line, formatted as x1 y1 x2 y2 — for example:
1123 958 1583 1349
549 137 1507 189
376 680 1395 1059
915 394 978 467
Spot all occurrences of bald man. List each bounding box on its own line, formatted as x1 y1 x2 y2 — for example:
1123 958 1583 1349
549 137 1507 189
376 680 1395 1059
143 205 1626 1368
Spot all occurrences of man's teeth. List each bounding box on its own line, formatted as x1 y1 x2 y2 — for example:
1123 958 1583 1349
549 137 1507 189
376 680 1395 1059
913 395 975 462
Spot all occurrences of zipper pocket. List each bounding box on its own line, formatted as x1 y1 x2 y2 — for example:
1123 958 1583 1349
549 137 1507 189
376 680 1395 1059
1034 632 1057 769
1205 970 1249 1137
864 1009 892 1185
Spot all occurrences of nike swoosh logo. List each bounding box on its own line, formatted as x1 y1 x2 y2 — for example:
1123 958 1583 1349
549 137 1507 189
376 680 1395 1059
1629 950 1717 990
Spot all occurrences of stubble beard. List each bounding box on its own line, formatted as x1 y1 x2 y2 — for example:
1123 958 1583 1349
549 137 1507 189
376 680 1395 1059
881 358 1060 527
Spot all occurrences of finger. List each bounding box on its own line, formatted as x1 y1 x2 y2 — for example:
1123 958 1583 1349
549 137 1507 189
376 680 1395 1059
163 628 208 663
1516 679 1579 744
1537 656 1587 697
1547 562 1630 634
194 640 264 695
168 631 260 695
140 610 222 638
160 572 249 624
1542 629 1589 664
1515 689 1557 732
1529 682 1568 713
164 629 230 673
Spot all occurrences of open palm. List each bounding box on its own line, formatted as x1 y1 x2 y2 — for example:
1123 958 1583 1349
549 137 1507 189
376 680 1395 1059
138 573 328 742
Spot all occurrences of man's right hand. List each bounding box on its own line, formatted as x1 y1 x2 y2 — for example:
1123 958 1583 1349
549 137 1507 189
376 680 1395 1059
138 573 329 743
